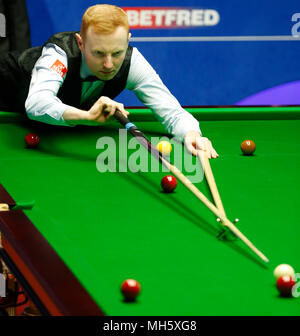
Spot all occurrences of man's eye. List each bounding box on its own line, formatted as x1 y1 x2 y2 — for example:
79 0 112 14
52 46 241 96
113 51 122 57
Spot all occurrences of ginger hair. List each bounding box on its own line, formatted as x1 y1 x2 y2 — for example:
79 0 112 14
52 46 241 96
80 4 129 39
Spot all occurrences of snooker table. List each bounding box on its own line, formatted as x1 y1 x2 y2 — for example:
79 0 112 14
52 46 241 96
0 106 299 316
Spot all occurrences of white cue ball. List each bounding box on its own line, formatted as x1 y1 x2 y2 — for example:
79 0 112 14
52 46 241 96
273 264 295 279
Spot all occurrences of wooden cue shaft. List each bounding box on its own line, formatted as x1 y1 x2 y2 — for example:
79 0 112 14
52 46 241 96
197 150 269 262
197 150 226 218
113 110 269 263
161 156 269 263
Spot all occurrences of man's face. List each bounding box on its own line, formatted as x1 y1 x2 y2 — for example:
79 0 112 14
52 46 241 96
76 26 130 81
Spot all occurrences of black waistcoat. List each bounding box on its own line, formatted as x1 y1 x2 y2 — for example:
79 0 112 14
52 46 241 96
0 32 133 112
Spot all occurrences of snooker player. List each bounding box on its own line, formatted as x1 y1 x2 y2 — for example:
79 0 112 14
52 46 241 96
0 4 218 159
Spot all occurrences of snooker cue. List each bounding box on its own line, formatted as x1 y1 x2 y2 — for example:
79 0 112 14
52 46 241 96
197 150 227 219
113 110 269 263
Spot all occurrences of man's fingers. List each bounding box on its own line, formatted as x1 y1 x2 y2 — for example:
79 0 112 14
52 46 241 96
116 103 129 117
103 103 129 120
184 132 218 160
196 137 210 150
211 148 219 159
185 142 198 156
106 105 116 119
199 146 219 159
193 137 219 159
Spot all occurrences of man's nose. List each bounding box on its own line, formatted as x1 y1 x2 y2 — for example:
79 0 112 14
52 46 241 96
103 55 113 69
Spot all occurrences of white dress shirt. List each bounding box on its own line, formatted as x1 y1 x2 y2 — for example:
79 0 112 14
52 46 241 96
25 44 201 141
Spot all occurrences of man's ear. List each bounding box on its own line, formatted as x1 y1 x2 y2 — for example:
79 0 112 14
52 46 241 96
75 33 84 52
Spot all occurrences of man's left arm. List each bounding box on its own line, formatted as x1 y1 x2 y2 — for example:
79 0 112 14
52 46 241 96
126 48 218 159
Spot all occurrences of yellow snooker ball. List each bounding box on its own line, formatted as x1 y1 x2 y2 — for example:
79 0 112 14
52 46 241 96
156 141 172 155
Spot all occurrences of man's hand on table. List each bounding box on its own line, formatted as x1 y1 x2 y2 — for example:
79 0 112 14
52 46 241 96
63 96 129 125
184 130 219 159
87 96 129 123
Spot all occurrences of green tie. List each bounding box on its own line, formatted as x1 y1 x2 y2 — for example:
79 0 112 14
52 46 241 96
80 81 104 105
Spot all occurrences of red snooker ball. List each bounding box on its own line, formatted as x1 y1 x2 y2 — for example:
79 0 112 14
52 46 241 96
121 279 141 301
241 139 256 155
161 175 177 193
276 275 296 297
25 133 40 148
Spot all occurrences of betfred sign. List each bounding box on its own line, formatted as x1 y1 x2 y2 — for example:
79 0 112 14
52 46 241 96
123 7 220 29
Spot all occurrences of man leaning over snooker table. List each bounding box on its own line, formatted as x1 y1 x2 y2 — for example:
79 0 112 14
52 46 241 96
0 4 218 159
